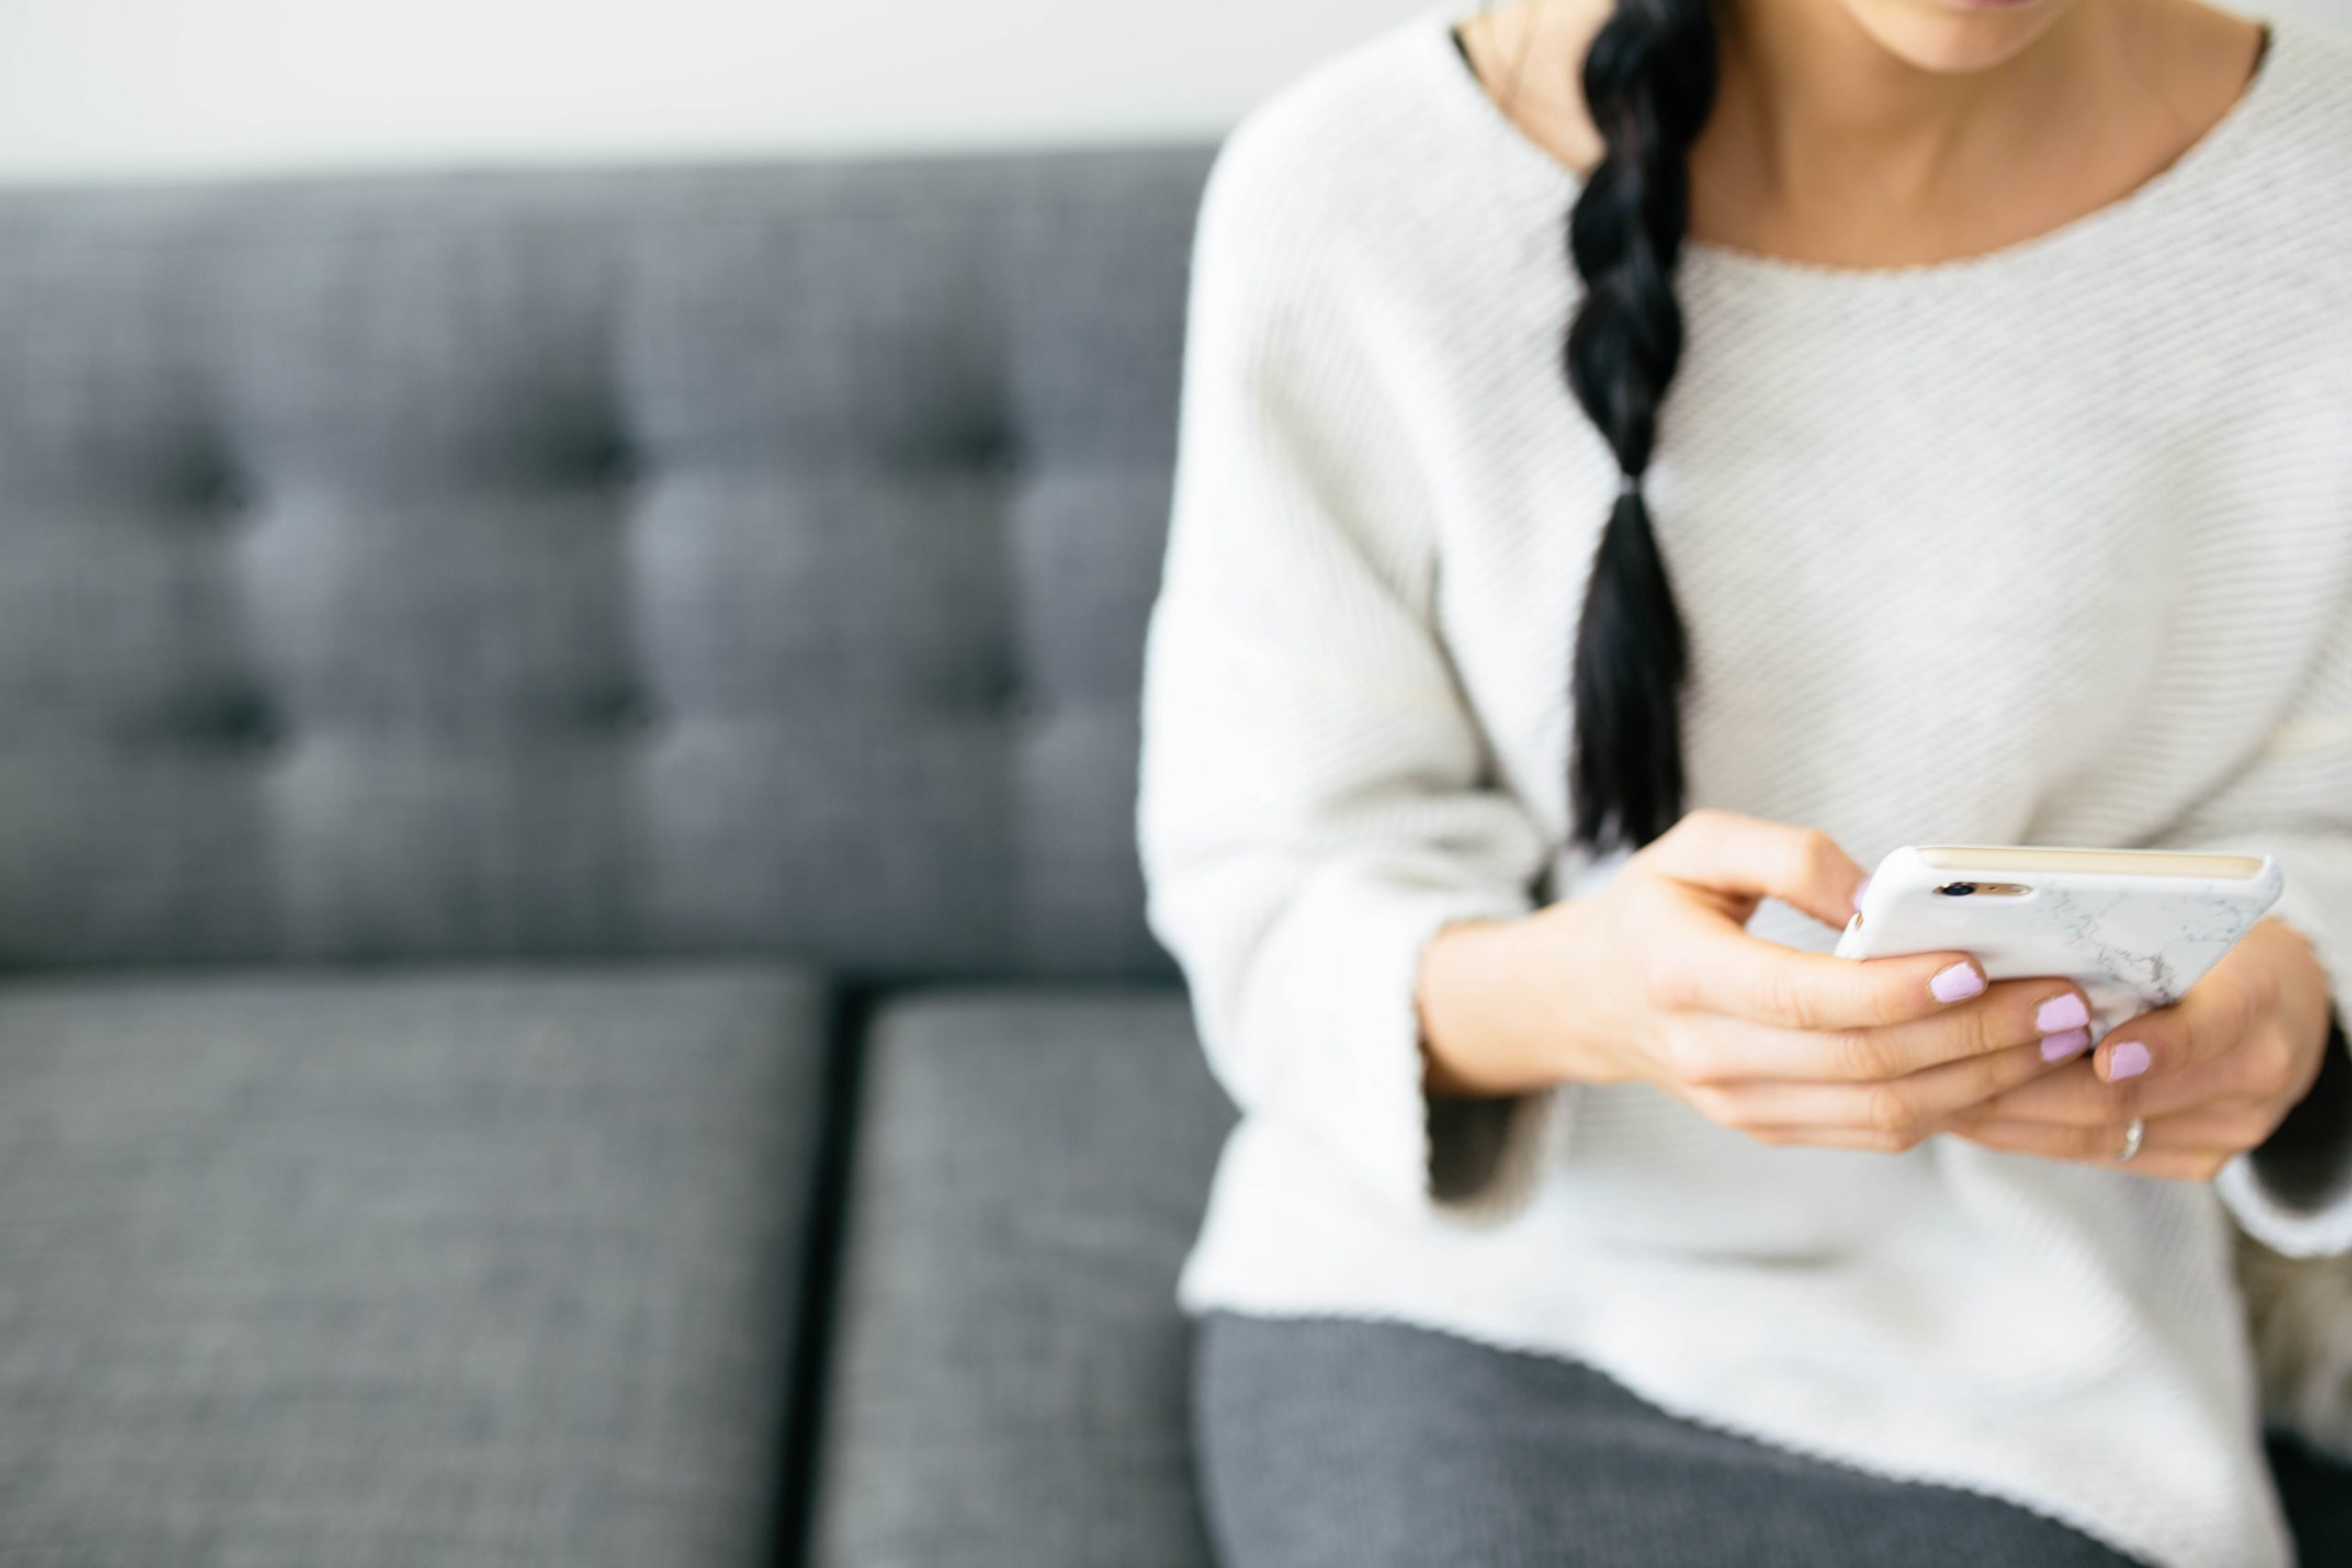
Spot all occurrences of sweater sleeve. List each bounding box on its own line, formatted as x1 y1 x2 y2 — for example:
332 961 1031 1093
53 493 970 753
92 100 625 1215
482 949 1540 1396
1134 122 1560 1220
2150 603 2352 1256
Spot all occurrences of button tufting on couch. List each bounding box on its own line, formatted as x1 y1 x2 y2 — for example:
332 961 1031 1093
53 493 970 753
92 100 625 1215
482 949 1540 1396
0 145 1225 1568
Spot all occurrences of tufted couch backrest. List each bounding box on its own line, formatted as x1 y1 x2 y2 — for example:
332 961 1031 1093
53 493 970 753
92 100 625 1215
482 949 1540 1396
0 148 1214 982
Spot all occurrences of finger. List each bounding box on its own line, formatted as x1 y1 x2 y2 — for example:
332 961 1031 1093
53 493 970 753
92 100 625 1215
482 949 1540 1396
2090 971 2259 1089
1689 1119 1925 1156
1698 1039 2066 1138
1940 1114 2236 1181
1952 1051 2272 1127
1668 976 2095 1084
1663 915 1984 1033
1640 808 1870 931
1945 1103 2278 1159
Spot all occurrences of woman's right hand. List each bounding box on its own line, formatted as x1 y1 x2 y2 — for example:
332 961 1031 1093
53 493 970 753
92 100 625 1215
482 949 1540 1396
1416 808 2096 1155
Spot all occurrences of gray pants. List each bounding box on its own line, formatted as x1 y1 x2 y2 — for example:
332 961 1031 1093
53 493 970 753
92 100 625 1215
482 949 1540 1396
1193 1311 2345 1568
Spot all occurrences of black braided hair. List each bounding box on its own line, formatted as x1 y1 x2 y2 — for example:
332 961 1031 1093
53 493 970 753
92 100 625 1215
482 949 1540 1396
1562 0 1720 852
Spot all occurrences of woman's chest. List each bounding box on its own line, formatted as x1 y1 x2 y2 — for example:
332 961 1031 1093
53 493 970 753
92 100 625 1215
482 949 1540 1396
1424 284 2339 863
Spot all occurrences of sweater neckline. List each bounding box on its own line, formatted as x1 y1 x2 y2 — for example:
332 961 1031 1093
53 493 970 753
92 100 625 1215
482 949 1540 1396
1415 0 2296 287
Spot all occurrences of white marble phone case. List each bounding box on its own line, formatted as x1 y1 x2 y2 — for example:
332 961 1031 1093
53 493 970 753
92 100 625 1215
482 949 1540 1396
1834 845 2284 1034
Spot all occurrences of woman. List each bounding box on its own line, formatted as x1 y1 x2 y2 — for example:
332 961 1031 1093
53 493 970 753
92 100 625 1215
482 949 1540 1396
1134 0 2352 1563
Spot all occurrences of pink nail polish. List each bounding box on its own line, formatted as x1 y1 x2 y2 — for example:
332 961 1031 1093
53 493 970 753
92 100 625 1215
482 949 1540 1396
2108 1041 2151 1081
2039 1027 2091 1064
2034 994 2089 1033
1851 875 1872 913
1930 963 1984 1004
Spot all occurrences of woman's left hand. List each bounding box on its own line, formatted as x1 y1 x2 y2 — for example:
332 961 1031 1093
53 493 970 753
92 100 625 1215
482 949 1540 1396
1937 919 2337 1180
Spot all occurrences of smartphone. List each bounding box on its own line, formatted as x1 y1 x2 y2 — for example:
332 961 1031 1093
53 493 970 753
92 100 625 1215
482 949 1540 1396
1834 844 2284 1033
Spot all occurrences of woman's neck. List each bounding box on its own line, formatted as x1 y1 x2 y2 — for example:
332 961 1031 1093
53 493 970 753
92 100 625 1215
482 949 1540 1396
1712 0 2098 189
1461 0 2270 270
1694 0 2267 265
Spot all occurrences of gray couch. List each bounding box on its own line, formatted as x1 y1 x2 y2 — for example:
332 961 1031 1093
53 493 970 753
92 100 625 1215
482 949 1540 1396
0 146 1233 1567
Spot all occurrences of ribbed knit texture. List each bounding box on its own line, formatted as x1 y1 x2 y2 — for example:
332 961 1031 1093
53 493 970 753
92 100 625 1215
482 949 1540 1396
1134 7 2352 1568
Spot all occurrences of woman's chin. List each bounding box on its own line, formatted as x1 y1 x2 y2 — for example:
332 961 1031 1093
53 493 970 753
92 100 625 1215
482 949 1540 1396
1843 0 2076 74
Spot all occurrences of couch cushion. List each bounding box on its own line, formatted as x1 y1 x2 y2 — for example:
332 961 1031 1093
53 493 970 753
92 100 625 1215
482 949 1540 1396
812 988 1233 1568
0 963 830 1568
0 150 1210 983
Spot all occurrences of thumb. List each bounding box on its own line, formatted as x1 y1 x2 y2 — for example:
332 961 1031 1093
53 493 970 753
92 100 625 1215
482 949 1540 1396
1636 809 1870 931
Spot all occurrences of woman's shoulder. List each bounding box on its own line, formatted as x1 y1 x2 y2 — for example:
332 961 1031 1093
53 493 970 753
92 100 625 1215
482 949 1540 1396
2204 16 2352 298
2249 17 2352 212
1194 10 1484 263
2272 12 2352 99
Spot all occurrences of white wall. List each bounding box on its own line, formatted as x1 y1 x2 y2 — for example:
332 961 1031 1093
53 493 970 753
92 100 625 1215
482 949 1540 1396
0 0 2343 186
0 0 1436 186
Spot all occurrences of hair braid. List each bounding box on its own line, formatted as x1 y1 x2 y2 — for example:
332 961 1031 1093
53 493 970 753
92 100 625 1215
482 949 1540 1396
1563 0 1720 852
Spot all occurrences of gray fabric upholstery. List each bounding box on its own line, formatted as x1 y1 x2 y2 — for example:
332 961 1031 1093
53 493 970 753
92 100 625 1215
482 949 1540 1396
0 147 1212 981
0 963 828 1567
812 989 1234 1568
0 142 1229 1564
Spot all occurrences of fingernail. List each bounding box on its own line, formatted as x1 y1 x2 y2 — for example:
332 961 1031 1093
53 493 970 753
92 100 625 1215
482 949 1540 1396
2040 1026 2091 1064
2107 1041 2151 1081
1851 875 1872 912
1930 963 1984 1004
2035 994 2089 1033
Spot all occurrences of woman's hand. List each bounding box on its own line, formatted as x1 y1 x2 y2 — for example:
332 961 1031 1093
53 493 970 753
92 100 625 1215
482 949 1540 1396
1936 918 2336 1179
1416 808 2092 1153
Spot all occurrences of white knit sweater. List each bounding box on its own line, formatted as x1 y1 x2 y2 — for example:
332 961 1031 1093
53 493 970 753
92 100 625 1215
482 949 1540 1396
1135 6 2352 1565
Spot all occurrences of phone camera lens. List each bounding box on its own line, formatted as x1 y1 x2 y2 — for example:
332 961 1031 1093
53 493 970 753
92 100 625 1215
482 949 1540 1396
1937 882 1979 897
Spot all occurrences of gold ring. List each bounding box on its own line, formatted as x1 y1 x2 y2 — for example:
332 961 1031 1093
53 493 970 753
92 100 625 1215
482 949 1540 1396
2115 1117 2146 1164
